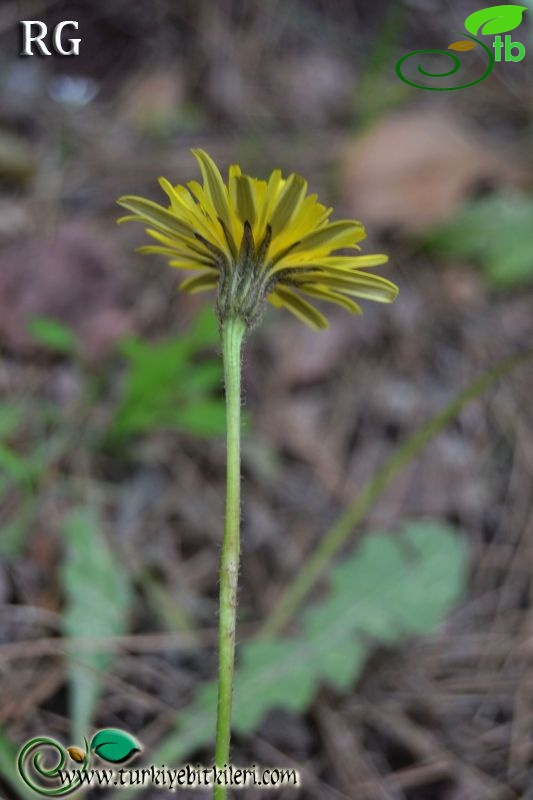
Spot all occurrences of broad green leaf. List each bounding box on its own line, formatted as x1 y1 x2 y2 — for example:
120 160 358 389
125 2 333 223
464 5 527 36
62 508 131 742
154 521 467 762
28 316 77 354
90 729 141 764
422 192 533 288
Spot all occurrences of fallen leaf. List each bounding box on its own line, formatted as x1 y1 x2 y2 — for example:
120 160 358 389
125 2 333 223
267 317 356 386
0 221 134 359
0 131 35 184
340 110 526 233
119 66 186 133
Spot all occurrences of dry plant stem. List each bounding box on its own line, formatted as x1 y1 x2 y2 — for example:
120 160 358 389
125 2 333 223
214 317 246 800
261 349 533 638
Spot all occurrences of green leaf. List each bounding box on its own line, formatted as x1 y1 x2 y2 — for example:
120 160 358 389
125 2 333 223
0 727 37 800
464 4 527 36
174 305 220 352
154 521 467 762
0 443 31 485
171 401 227 437
0 404 24 439
422 192 533 288
28 316 77 354
90 729 141 764
108 307 224 443
62 508 131 742
0 516 32 557
183 362 222 394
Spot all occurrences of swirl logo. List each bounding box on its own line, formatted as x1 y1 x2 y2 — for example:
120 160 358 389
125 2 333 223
17 729 141 796
396 4 527 91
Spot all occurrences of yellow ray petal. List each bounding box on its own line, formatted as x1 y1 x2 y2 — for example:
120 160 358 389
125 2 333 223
290 220 366 256
281 258 389 280
186 181 233 256
316 254 389 269
158 177 216 237
137 245 212 267
117 196 196 243
228 164 242 209
269 174 308 236
192 149 233 232
292 272 399 303
268 286 328 330
180 271 219 294
192 149 243 255
169 259 217 271
257 168 283 237
299 285 363 315
143 227 212 260
234 175 257 227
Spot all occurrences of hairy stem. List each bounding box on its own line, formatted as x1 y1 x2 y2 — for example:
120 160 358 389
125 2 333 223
214 317 246 800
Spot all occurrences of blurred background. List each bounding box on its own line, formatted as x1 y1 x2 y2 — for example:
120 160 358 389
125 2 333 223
0 1 532 798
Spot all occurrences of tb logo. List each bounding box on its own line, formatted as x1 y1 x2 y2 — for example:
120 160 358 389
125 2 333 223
396 4 527 91
20 20 81 56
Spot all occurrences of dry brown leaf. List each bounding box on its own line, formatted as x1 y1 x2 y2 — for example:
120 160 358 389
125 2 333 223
267 317 355 386
340 110 525 233
119 66 186 132
0 131 35 184
0 221 134 358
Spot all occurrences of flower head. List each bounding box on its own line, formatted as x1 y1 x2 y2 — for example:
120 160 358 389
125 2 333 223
118 149 398 329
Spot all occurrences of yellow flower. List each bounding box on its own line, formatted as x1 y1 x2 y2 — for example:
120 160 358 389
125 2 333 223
117 149 398 329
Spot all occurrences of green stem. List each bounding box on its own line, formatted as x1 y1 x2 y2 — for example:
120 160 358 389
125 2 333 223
214 317 246 800
260 349 533 638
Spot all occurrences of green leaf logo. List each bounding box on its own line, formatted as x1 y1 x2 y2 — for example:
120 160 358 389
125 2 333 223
464 4 527 36
90 729 141 764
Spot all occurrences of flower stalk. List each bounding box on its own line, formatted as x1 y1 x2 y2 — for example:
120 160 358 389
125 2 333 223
117 148 399 795
214 316 246 799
